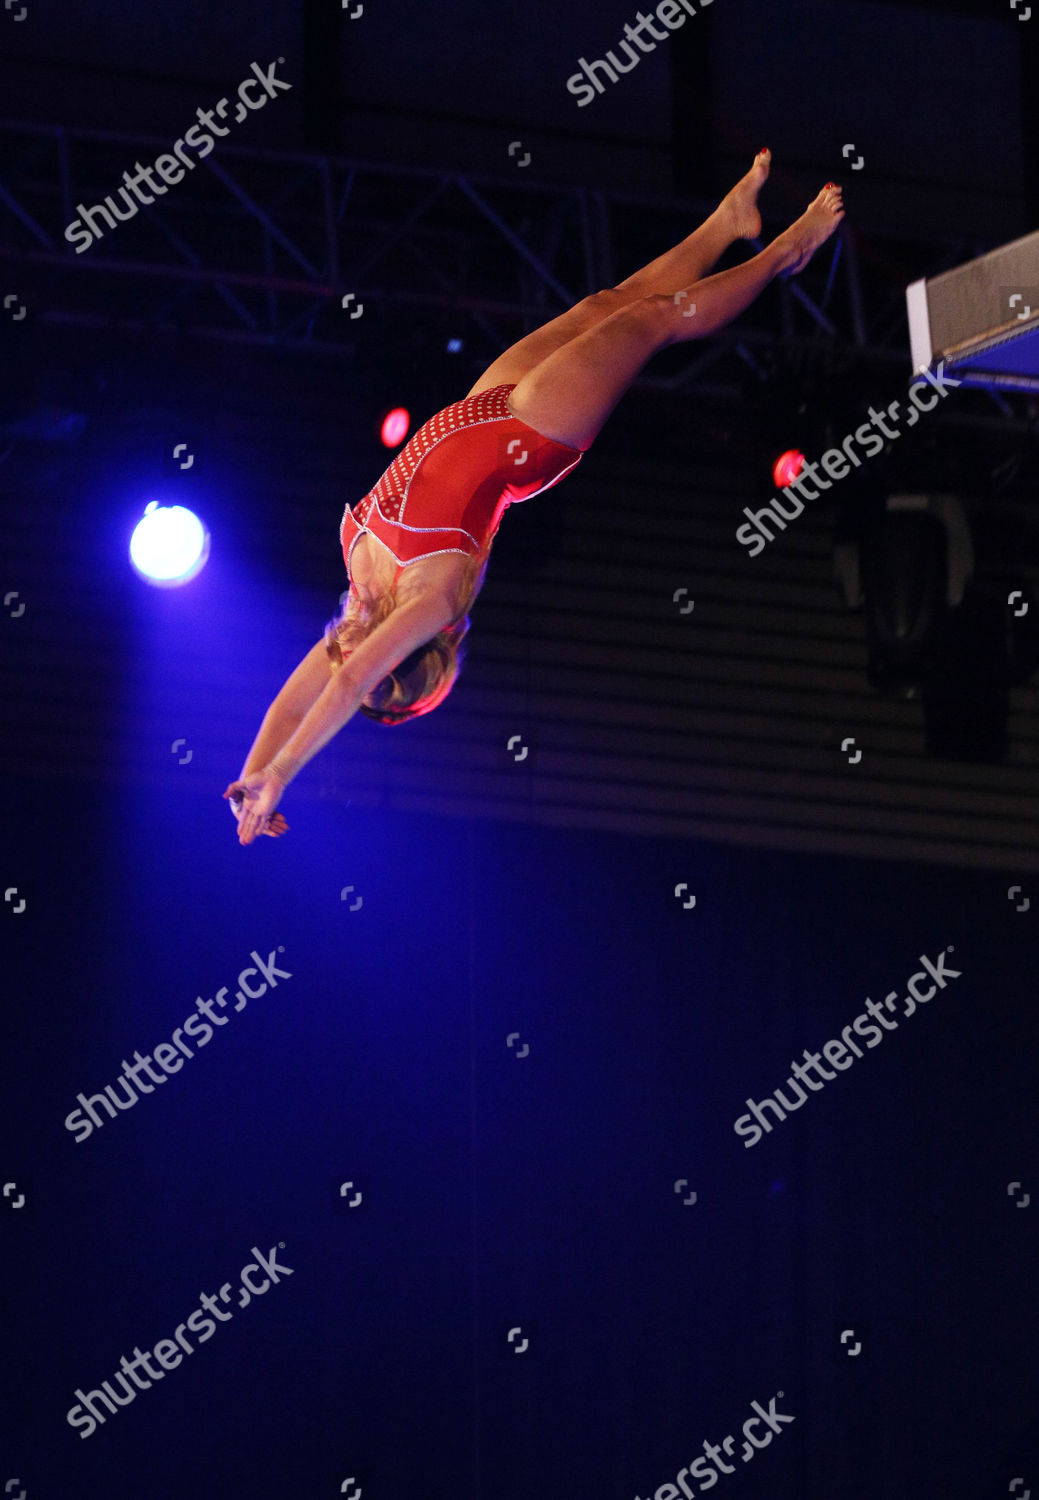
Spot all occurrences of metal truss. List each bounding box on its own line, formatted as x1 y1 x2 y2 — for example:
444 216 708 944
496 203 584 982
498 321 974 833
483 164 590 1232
0 116 1029 426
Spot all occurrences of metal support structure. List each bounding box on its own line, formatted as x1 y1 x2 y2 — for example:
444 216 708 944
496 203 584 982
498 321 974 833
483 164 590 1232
0 117 1032 425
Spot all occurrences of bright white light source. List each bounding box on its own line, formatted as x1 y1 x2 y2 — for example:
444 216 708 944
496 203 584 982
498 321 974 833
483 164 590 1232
129 501 210 587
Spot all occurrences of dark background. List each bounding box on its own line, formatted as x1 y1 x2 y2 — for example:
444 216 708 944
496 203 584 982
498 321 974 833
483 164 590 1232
2 2 1038 1496
4 783 1037 1498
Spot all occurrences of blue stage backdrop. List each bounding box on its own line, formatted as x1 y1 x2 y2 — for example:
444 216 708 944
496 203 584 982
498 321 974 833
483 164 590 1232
2 773 1036 1499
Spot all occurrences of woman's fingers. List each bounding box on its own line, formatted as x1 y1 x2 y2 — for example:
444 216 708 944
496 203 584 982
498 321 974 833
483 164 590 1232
225 781 287 844
238 811 287 844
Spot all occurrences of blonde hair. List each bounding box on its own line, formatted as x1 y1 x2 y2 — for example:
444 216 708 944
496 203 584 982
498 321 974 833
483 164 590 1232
324 550 487 725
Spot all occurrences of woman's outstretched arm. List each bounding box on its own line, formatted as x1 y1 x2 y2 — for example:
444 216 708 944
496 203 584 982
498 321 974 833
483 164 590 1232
226 589 455 844
237 638 334 780
225 636 336 840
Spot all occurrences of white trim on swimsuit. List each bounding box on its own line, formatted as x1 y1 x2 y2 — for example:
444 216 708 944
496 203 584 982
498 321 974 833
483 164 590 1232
339 384 583 582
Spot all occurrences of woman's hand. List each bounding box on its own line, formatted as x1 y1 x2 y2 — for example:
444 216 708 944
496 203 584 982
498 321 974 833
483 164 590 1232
223 774 290 845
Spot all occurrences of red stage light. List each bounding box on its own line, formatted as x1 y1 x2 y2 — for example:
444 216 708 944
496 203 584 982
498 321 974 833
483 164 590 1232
380 407 411 448
773 449 805 488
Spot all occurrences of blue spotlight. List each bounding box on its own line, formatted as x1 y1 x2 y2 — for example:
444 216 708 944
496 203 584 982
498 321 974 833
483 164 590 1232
446 337 464 353
129 500 210 587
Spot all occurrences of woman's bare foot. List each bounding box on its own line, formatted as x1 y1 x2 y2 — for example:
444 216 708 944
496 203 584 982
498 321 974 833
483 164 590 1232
774 184 845 276
721 149 771 241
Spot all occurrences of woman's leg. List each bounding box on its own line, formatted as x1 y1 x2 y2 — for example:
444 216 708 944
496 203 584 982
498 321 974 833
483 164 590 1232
465 151 772 398
506 185 845 452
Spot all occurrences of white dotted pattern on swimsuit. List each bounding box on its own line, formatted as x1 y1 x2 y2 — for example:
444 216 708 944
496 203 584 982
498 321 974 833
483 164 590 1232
339 386 512 559
338 384 583 579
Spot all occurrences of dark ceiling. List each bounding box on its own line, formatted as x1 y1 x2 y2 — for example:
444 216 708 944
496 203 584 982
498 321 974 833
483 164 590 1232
0 0 1031 233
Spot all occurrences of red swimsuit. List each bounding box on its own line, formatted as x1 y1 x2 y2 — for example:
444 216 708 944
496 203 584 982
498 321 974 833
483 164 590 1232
340 383 585 583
